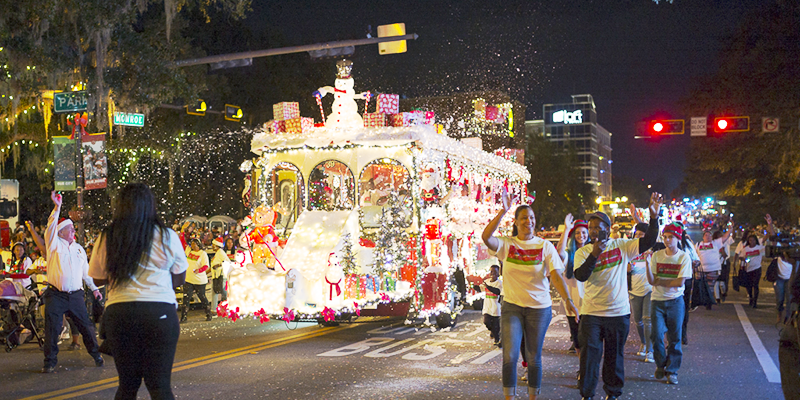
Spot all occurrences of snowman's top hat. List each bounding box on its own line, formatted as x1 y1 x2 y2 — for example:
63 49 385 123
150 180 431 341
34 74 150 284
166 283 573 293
336 59 353 79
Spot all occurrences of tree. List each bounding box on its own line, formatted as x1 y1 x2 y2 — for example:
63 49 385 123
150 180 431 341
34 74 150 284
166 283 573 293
681 0 800 225
525 133 594 228
371 194 411 277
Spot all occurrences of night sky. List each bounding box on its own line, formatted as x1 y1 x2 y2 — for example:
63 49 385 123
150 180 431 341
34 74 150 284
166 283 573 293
243 0 769 195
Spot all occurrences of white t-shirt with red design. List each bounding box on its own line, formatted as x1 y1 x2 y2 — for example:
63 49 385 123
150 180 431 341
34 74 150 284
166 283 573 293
737 244 765 272
575 238 640 317
629 253 652 297
649 249 693 301
695 237 733 272
494 236 564 309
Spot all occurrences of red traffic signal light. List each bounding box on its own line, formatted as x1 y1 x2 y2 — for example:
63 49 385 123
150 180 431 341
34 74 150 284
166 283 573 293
713 116 749 132
648 119 684 135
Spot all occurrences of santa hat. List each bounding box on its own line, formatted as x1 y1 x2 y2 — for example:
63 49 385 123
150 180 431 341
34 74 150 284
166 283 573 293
241 216 252 227
57 217 73 232
662 222 684 239
213 237 224 247
568 220 588 238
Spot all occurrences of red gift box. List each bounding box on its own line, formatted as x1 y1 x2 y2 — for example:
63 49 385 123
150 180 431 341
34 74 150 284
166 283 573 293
391 111 435 127
273 102 300 121
285 117 314 133
377 94 399 114
269 120 285 133
363 113 388 127
485 105 499 121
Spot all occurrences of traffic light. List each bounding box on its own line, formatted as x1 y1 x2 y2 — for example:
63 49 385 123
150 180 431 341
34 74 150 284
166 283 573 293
648 119 684 135
713 116 749 133
186 99 206 116
224 104 243 122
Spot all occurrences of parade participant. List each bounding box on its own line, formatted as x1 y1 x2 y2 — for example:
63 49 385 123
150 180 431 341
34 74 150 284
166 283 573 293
89 183 188 400
479 264 503 347
646 222 693 385
738 228 769 308
41 190 104 373
482 188 578 400
556 214 588 356
182 238 212 322
628 223 654 363
775 251 793 324
573 193 662 400
8 242 33 290
694 221 733 306
209 236 228 312
680 227 698 344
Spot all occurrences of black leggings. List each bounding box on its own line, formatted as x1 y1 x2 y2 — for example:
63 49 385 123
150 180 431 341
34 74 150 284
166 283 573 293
103 302 180 400
745 268 762 303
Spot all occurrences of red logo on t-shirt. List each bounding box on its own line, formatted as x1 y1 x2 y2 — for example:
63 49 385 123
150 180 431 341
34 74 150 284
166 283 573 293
507 246 543 266
745 249 760 257
697 242 714 251
656 263 681 279
595 248 622 272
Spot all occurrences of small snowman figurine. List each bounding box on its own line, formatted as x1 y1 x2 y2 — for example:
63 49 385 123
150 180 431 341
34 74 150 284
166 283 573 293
314 59 370 128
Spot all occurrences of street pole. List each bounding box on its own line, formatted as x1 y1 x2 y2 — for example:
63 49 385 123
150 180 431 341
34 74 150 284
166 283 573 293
171 34 419 67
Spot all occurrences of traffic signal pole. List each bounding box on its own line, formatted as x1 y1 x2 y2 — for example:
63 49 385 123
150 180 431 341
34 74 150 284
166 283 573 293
171 34 419 67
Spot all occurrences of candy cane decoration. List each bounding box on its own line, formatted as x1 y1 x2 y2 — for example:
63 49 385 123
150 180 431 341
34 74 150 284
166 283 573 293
363 91 372 113
314 94 326 126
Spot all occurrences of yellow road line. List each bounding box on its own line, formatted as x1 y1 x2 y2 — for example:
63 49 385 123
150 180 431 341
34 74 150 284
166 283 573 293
20 326 344 400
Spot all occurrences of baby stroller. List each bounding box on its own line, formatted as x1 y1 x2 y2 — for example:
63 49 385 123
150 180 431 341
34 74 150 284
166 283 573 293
0 278 44 352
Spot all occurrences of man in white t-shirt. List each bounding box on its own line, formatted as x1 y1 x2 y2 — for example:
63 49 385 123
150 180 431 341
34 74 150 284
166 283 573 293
573 193 663 400
646 222 693 385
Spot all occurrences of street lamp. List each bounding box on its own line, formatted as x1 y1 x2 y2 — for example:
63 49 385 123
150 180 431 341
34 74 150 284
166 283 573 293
621 196 628 202
596 197 603 205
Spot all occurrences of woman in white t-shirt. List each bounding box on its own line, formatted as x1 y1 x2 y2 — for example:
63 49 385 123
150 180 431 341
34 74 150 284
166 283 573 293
645 222 693 385
482 188 577 400
88 183 188 400
627 223 654 363
775 252 793 324
738 234 766 308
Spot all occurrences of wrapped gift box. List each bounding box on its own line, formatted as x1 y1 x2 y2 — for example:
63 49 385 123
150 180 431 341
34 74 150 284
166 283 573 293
391 111 435 127
345 274 366 299
377 94 399 114
363 113 388 127
268 120 285 133
384 274 397 292
285 117 314 133
273 102 300 121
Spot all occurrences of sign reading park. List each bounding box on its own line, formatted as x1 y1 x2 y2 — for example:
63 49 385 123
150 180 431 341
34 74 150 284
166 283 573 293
113 112 145 127
54 91 89 113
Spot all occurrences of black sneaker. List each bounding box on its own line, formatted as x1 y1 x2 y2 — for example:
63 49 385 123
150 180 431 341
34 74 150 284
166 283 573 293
41 366 55 373
655 367 665 380
94 356 104 367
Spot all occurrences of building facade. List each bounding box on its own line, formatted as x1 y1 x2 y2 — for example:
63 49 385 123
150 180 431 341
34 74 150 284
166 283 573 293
528 94 612 200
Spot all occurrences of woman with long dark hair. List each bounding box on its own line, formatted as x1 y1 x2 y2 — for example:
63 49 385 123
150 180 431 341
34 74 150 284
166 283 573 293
738 234 766 308
482 188 577 400
8 242 33 289
89 183 188 400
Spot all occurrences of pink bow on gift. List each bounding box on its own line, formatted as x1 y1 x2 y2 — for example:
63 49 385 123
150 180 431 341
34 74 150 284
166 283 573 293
67 112 88 139
326 277 342 300
322 306 336 322
380 292 390 302
282 307 295 323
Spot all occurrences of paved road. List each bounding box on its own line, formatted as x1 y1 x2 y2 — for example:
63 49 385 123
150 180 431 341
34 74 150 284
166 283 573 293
1 276 788 399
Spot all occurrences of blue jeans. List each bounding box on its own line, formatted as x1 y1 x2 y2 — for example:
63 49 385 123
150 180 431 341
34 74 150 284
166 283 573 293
651 296 685 375
775 278 789 318
578 314 630 398
630 292 653 353
501 302 551 397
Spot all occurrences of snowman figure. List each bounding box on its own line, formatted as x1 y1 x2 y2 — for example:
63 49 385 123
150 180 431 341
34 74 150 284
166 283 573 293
314 59 369 128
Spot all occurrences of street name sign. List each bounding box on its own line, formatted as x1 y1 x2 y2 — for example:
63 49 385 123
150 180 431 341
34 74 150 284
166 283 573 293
54 91 88 113
113 112 145 127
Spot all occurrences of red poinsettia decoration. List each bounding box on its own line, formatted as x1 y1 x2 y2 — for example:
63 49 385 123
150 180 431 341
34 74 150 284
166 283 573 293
353 302 361 317
282 307 295 323
228 307 240 322
254 308 270 324
216 302 229 317
322 306 336 322
379 292 390 302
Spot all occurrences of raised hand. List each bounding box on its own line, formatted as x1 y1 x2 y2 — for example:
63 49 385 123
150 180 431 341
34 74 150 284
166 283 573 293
564 213 575 232
765 214 773 226
629 204 643 224
51 191 62 207
501 187 512 211
648 192 663 216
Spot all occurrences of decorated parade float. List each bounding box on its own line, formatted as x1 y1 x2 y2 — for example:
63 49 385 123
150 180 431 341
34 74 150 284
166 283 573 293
223 60 529 328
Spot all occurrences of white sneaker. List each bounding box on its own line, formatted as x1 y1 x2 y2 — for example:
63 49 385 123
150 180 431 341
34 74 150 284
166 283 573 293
644 352 654 363
636 344 646 357
60 326 70 340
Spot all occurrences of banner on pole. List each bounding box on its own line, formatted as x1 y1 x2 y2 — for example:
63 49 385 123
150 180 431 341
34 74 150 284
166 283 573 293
53 136 77 191
82 134 107 190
